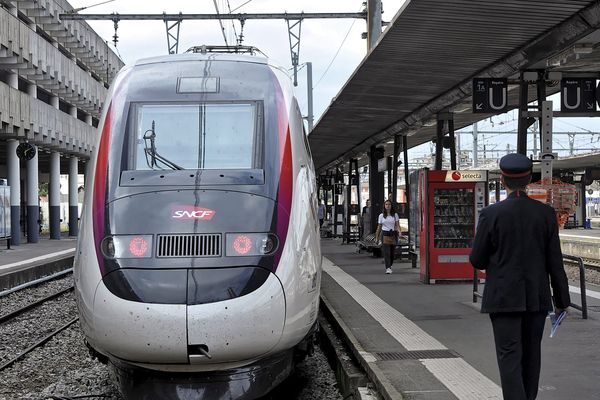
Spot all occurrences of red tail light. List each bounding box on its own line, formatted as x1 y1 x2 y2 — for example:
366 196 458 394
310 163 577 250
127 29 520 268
129 236 149 257
100 235 153 259
226 233 278 256
232 235 253 255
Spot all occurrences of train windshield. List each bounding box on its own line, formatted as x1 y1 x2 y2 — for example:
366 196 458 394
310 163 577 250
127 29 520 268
133 103 259 170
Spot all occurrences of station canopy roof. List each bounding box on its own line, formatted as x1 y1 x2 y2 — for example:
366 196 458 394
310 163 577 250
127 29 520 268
309 0 600 172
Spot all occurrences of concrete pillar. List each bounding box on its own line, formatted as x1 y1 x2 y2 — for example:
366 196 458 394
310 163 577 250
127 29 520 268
8 72 18 89
69 106 77 118
27 82 37 98
7 140 21 246
27 146 39 243
69 157 79 236
85 114 93 126
49 152 61 239
369 146 385 234
50 95 59 109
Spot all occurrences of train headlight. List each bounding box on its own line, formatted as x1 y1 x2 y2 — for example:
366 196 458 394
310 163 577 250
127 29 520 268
226 233 278 256
101 235 153 259
101 236 115 259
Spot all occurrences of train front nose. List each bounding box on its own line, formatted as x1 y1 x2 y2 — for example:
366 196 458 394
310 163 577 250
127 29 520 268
185 272 285 364
92 189 287 365
93 269 286 365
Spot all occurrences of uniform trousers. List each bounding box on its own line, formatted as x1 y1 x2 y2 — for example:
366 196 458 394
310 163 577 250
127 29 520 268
489 311 547 400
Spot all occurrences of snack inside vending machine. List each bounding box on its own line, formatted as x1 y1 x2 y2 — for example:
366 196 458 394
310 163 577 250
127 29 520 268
418 169 488 284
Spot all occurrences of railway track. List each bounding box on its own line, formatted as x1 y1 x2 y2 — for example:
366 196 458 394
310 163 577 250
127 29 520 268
564 256 600 273
0 277 77 373
0 286 74 324
0 317 79 372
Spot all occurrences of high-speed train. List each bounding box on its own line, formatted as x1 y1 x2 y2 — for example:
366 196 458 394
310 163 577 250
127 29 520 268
74 48 322 399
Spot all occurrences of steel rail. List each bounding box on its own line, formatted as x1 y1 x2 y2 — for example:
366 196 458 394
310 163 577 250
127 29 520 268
0 286 74 324
0 268 73 299
0 317 79 372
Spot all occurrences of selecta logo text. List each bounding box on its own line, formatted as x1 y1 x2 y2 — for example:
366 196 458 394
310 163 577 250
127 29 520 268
445 170 484 182
172 205 215 220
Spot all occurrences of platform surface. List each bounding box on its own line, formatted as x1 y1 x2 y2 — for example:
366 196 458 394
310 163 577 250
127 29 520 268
0 236 76 275
320 238 600 400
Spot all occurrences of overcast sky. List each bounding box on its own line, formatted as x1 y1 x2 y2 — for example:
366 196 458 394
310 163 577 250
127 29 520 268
68 0 406 124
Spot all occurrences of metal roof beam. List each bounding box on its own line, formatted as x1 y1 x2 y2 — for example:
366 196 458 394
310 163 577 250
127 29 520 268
59 12 367 21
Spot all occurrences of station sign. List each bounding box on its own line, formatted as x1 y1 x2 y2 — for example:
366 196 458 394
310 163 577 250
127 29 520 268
561 78 596 112
472 78 508 113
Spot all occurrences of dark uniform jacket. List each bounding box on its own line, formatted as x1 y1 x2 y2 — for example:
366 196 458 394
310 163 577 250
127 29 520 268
470 191 571 313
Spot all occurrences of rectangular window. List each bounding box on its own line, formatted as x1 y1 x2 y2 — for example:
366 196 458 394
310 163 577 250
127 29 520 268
133 103 259 170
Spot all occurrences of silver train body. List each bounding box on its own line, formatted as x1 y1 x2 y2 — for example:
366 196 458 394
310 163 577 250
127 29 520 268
74 52 322 399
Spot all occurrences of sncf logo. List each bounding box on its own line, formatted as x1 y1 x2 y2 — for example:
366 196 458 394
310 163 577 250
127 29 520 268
172 206 215 220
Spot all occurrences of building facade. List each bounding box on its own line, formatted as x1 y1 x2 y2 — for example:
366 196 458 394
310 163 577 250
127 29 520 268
0 0 123 244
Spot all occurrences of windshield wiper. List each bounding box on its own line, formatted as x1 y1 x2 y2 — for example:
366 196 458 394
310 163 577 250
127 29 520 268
143 120 183 170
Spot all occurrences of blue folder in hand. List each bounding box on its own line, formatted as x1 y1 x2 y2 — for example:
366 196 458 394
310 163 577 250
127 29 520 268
549 311 567 338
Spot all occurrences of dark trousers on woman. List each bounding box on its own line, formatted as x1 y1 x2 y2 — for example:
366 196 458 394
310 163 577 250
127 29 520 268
382 244 394 269
489 311 547 400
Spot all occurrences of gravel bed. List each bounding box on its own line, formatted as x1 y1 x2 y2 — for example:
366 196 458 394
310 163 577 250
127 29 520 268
0 293 78 366
1 321 343 400
0 276 74 317
0 324 120 400
565 263 600 286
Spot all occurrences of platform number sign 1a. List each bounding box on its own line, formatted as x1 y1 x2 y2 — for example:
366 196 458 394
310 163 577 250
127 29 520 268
472 78 508 114
561 78 596 113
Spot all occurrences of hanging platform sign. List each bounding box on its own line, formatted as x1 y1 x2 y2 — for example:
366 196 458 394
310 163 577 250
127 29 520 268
472 78 508 113
561 78 596 112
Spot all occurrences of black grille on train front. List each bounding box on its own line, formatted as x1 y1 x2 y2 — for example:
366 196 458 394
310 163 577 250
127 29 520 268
156 234 222 257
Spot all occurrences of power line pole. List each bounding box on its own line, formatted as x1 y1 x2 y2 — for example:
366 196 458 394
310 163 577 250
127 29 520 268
367 0 382 50
306 61 314 132
472 122 478 167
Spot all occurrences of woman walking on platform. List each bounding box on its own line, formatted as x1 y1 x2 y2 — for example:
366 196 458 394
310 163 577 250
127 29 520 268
376 200 400 274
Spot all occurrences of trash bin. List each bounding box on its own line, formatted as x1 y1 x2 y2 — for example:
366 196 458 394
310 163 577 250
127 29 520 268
585 218 592 229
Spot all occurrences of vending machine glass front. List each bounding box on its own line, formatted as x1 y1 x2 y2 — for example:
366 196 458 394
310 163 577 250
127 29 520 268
433 188 475 249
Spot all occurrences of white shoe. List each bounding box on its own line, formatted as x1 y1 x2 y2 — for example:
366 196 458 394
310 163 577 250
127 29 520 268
386 268 392 274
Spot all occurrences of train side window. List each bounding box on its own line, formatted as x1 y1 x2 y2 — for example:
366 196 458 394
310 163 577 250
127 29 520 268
132 102 260 170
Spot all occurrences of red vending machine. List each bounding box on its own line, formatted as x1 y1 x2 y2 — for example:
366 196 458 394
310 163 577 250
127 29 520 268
418 169 488 284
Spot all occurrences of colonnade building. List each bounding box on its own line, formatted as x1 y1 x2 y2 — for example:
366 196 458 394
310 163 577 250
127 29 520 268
0 0 123 245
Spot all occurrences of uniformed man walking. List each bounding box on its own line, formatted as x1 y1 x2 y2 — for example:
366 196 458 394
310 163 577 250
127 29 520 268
470 153 571 400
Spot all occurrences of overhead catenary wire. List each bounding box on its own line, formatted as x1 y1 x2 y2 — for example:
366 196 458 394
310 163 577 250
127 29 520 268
212 0 229 47
226 0 238 45
230 0 254 13
314 4 362 89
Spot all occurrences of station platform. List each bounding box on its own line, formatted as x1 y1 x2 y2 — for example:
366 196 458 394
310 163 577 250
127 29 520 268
559 228 600 261
320 238 600 400
0 236 76 290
